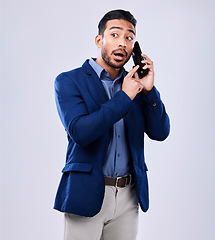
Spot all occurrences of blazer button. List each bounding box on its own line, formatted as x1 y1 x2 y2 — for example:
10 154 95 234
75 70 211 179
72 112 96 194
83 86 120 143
152 102 157 107
150 99 157 108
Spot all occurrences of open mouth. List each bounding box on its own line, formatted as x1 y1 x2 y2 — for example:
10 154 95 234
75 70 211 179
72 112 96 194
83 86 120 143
113 50 126 61
114 53 125 57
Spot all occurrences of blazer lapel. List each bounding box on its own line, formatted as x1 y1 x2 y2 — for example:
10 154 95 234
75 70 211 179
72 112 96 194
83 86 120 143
82 60 108 106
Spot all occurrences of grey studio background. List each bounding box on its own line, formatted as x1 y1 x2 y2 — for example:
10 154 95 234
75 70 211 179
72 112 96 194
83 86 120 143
0 0 215 239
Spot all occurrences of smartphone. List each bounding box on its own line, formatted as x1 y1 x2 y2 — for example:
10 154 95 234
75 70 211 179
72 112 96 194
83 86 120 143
132 41 149 78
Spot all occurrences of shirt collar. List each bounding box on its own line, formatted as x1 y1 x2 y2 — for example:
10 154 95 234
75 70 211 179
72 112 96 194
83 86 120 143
89 58 125 81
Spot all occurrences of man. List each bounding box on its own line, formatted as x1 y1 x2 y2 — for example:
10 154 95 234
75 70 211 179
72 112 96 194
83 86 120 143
54 9 170 240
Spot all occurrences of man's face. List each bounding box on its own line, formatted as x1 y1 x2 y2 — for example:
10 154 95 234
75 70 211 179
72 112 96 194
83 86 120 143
100 19 135 69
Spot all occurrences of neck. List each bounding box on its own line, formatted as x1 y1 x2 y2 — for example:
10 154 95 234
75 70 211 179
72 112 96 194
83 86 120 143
95 56 121 80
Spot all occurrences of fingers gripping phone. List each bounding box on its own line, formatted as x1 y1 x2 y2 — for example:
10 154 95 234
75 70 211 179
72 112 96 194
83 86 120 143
132 41 149 78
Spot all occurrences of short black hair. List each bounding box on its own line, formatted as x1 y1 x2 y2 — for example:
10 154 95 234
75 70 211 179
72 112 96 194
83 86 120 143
98 9 137 35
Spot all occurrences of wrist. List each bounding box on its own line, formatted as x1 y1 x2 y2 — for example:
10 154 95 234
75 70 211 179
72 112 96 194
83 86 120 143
142 88 152 96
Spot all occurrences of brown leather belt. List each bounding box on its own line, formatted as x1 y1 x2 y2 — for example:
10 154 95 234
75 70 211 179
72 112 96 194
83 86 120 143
104 174 134 188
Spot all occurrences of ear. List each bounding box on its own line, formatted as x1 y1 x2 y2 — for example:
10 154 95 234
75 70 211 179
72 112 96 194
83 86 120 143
95 35 102 48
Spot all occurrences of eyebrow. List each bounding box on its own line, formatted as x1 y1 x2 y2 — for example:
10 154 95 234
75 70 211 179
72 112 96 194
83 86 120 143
109 26 135 35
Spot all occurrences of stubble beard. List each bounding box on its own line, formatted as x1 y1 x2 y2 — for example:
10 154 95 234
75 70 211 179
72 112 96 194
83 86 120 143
101 46 130 69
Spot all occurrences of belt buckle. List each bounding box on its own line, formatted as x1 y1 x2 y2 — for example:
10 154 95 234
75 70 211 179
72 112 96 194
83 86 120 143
115 176 124 188
115 175 131 188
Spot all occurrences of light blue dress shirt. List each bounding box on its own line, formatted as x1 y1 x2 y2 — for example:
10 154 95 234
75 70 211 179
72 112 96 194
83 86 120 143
89 58 133 177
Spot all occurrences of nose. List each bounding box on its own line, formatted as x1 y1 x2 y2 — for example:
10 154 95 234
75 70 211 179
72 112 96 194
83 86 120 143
118 37 127 48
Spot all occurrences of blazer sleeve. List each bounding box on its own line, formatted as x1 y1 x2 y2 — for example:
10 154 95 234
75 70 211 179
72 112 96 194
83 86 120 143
140 86 170 141
54 73 133 147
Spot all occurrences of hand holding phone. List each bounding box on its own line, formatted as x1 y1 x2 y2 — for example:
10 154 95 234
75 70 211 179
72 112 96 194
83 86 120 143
132 41 149 78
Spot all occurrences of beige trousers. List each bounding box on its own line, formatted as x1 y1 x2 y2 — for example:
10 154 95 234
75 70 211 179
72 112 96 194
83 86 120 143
64 184 139 240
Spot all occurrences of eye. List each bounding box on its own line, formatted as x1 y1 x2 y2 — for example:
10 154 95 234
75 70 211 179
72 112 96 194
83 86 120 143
126 36 133 41
111 33 118 37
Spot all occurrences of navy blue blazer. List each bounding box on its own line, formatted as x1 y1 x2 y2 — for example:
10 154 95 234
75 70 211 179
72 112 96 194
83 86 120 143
54 59 170 217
